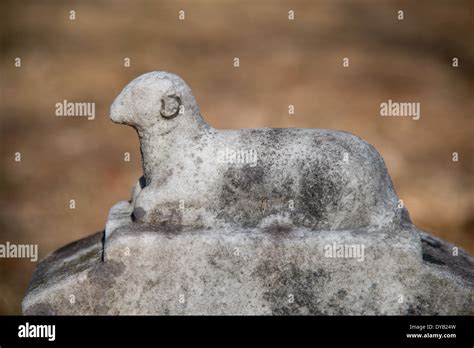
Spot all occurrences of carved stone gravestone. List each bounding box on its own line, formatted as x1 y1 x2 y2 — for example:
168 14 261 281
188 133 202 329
23 72 473 315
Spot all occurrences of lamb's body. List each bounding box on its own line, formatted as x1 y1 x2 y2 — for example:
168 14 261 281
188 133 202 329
110 72 405 231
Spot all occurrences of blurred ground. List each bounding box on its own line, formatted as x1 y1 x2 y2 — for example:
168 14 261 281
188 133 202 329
0 0 473 314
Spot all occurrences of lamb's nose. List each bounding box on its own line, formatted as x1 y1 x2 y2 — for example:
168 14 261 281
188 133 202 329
109 98 127 123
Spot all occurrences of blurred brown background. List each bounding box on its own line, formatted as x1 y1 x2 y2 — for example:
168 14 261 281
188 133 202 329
1 0 473 314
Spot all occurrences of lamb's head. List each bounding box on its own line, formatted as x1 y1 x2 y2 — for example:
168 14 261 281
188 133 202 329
110 71 203 134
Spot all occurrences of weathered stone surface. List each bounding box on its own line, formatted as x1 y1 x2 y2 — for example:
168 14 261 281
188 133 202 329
22 71 474 315
23 225 473 315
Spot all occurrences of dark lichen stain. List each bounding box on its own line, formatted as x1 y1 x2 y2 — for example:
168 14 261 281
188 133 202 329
87 260 126 289
215 128 303 227
420 233 474 283
217 165 268 227
52 231 103 260
92 303 111 315
24 302 55 315
144 279 160 291
406 295 437 315
422 253 446 265
148 204 187 233
24 232 104 295
206 248 245 277
28 246 102 294
299 160 344 226
225 165 266 192
336 288 347 299
215 128 374 230
255 262 331 315
262 223 293 237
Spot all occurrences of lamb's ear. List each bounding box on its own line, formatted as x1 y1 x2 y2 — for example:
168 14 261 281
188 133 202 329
160 94 182 119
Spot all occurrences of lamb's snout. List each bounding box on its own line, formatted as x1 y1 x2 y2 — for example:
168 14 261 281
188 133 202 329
109 97 129 124
109 80 138 125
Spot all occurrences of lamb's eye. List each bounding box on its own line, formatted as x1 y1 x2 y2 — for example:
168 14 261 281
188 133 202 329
160 95 181 119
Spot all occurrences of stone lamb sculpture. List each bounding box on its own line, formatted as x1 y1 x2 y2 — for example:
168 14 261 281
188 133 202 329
109 71 407 232
23 71 474 315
